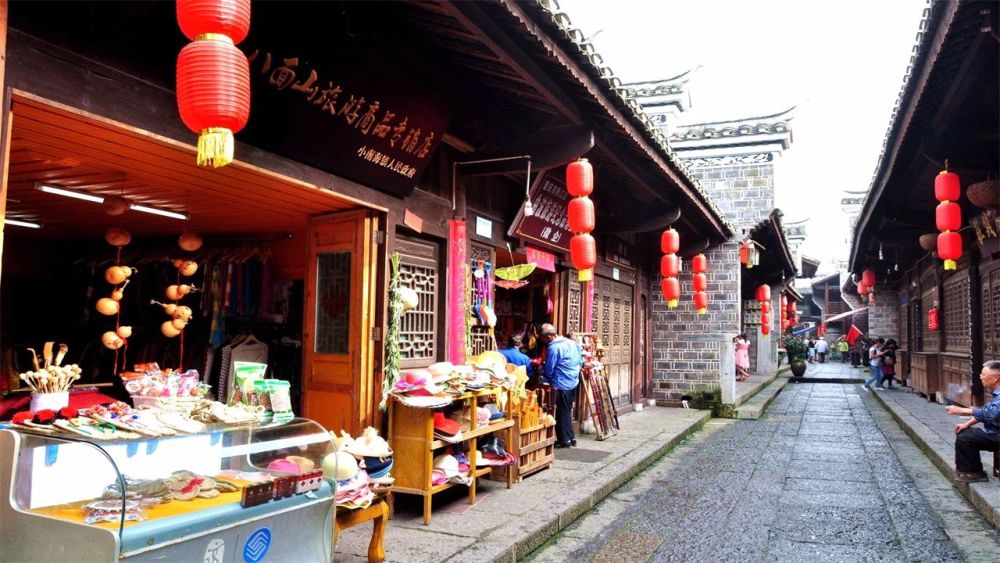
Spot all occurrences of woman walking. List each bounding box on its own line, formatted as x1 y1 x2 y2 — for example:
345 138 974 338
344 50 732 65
735 333 751 382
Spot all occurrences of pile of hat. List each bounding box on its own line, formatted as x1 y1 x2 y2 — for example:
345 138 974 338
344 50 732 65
322 451 375 510
391 355 517 408
431 451 471 485
345 427 395 489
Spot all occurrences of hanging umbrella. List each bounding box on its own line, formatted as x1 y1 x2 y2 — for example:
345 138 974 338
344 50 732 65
495 243 535 289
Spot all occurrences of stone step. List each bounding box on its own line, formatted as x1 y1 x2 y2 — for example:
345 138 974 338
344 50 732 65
734 378 787 420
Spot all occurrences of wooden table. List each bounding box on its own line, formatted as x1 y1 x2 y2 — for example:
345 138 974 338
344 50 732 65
334 492 389 563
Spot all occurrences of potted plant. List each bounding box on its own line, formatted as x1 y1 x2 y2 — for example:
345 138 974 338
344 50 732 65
783 336 808 377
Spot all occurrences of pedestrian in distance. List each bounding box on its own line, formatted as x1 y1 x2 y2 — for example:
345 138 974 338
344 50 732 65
539 323 582 449
815 337 829 363
734 333 751 382
807 338 816 363
882 339 898 389
862 338 887 391
838 336 850 363
945 361 1000 483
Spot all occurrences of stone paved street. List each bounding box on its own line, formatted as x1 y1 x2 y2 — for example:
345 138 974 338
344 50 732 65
527 376 1000 562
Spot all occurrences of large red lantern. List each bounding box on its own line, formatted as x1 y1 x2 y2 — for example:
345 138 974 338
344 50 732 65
566 159 594 197
935 202 961 232
937 231 962 269
692 273 707 292
935 169 961 202
693 291 709 315
661 277 680 308
176 0 252 168
761 301 770 314
567 197 595 233
755 284 770 303
692 253 707 274
661 254 679 278
570 234 596 272
661 229 680 255
862 269 875 289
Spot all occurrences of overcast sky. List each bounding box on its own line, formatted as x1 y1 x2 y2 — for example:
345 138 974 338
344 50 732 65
558 0 928 274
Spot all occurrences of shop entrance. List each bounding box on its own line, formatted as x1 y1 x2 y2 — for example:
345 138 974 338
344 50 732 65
590 276 633 409
0 92 382 429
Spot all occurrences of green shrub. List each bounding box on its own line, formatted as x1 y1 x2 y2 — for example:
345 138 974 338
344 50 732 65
783 336 808 362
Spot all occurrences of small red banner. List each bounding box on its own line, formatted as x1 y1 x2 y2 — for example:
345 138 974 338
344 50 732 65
927 308 939 331
526 246 557 272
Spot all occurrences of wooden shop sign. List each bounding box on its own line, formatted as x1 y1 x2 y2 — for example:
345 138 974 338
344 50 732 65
508 172 572 254
604 234 635 270
240 39 451 199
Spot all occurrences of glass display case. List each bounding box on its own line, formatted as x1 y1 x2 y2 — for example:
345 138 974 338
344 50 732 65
0 418 336 562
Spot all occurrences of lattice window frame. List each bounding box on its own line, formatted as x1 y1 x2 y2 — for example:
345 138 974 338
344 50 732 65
396 237 441 368
943 271 970 353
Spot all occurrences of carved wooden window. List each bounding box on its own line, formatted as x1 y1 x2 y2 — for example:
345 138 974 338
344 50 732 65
921 286 939 352
899 302 909 349
396 237 440 368
984 262 1000 359
943 272 970 353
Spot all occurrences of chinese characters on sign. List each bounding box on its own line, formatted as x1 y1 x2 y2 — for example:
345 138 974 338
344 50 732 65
239 41 450 199
604 234 635 269
508 172 573 253
927 307 939 332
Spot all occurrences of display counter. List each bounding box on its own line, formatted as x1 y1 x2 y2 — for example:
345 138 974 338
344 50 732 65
0 417 336 562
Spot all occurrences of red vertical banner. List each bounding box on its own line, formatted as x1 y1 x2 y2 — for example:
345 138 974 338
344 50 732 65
447 220 468 364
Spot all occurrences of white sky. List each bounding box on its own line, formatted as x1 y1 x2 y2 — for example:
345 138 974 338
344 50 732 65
558 0 928 274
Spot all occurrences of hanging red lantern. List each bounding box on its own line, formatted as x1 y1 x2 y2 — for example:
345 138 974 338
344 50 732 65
761 319 770 336
570 234 597 273
780 294 787 310
661 277 680 308
935 201 961 232
857 281 866 297
566 158 594 197
935 168 961 202
937 231 962 270
692 273 707 292
661 228 680 255
862 269 875 289
692 253 707 274
761 301 771 314
176 0 252 168
661 254 680 278
567 196 595 233
756 284 770 303
177 0 251 42
693 291 709 315
760 311 770 325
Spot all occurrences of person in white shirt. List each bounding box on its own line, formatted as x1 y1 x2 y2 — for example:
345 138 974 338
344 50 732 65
863 338 887 391
815 338 829 363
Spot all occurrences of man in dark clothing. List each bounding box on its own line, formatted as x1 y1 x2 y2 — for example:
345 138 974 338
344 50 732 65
946 361 1000 482
540 323 582 449
499 336 531 369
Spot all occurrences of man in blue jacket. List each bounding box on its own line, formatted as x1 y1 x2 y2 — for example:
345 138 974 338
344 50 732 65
499 336 531 369
541 323 582 448
946 360 1000 482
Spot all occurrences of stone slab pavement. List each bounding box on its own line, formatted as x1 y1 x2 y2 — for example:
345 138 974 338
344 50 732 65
871 384 1000 529
527 380 1000 562
332 406 711 562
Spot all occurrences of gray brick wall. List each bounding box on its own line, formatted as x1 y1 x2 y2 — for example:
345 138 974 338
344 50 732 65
650 162 778 403
868 290 900 342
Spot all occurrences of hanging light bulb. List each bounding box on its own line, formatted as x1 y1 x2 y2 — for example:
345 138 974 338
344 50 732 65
523 159 534 217
893 262 899 272
878 243 884 260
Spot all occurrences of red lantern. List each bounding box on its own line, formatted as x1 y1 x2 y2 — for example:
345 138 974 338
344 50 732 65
176 0 252 168
566 159 594 197
780 295 787 310
661 228 680 255
760 311 770 326
692 253 707 274
935 202 961 232
661 277 680 308
567 197 595 233
862 269 875 289
761 301 770 314
692 273 707 292
693 291 709 315
857 281 866 297
756 284 770 303
661 254 679 278
761 322 770 336
570 233 597 274
937 231 962 270
177 0 251 43
786 300 795 314
935 169 961 202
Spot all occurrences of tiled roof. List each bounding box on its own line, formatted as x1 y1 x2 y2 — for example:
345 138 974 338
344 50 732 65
622 67 700 97
671 107 795 142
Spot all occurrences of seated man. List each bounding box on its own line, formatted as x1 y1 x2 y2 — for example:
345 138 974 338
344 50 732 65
499 336 531 369
946 360 1000 483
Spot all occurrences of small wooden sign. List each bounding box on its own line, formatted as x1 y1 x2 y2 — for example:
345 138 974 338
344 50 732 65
927 307 940 331
402 209 423 233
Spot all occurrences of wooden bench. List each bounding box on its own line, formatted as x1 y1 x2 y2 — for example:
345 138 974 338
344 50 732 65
334 492 389 563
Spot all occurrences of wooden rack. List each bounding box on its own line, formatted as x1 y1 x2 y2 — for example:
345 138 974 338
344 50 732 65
388 389 514 525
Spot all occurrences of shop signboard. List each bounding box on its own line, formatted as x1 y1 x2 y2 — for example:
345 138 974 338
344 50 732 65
604 234 635 270
526 246 557 272
239 38 451 199
508 172 572 254
927 307 940 331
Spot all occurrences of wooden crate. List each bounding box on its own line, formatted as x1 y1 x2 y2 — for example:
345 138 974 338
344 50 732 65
494 418 554 482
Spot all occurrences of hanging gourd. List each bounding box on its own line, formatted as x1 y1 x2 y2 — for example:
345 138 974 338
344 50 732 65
176 0 252 168
566 159 596 281
933 162 962 270
661 277 680 308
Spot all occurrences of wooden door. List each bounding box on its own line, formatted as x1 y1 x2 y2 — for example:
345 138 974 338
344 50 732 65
591 276 633 408
303 209 379 434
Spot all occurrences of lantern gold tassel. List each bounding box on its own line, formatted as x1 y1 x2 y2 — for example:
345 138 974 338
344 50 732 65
668 299 678 308
578 268 593 282
197 127 235 168
944 259 956 271
698 308 707 315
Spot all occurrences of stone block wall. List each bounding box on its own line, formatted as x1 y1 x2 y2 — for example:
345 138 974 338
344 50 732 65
868 289 900 342
650 161 776 403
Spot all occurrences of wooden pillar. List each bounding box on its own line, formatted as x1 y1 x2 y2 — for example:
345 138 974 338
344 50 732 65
969 248 984 405
0 0 10 283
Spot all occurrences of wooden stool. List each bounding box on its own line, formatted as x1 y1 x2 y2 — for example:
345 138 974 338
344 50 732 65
334 493 389 563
